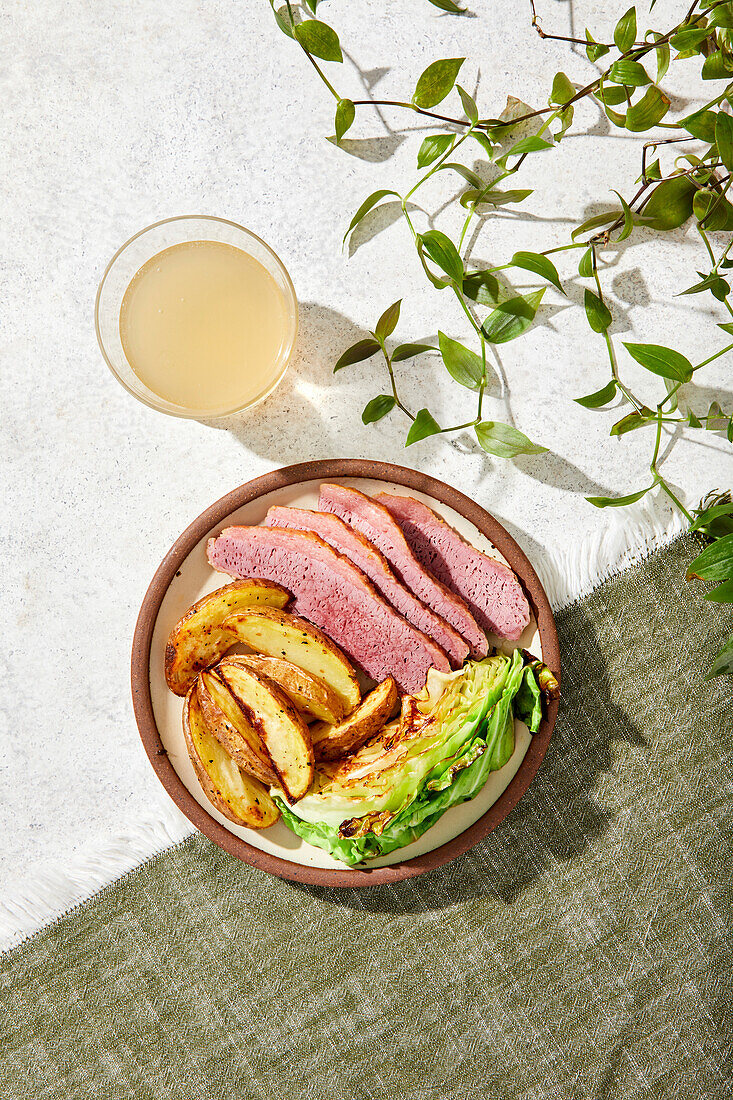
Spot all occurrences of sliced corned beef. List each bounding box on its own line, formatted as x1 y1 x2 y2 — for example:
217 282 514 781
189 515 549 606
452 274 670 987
318 484 488 658
206 525 450 693
375 492 530 641
265 505 469 668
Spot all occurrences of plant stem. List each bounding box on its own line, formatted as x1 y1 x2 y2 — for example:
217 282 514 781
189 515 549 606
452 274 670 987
382 350 415 421
694 342 733 371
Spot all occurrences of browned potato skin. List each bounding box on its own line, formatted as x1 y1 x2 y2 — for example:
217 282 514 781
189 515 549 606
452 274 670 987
182 688 280 829
218 659 315 802
224 655 345 725
197 670 279 787
165 580 290 696
311 677 399 762
223 607 361 713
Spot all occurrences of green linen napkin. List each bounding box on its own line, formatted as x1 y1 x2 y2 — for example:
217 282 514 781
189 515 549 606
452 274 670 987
2 534 731 1100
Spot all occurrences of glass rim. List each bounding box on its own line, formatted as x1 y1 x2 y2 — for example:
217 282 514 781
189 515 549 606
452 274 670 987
94 214 299 419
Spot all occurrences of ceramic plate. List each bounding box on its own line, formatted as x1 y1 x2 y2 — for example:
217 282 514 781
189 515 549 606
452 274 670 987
131 459 560 886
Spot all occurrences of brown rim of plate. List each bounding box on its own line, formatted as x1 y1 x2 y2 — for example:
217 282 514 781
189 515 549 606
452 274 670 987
131 459 561 888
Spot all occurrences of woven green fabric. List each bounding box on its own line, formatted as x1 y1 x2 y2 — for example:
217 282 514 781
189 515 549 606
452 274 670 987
2 534 732 1099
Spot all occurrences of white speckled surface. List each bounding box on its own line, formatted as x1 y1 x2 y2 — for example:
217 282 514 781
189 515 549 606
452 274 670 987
2 0 731 944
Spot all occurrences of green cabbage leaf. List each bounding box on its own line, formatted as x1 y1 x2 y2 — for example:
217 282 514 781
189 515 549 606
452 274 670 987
278 651 544 866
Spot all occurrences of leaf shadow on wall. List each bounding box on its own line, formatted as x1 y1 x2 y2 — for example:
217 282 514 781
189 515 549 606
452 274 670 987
207 301 616 502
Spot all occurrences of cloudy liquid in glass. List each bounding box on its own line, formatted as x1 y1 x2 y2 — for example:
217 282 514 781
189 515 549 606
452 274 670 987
119 240 290 413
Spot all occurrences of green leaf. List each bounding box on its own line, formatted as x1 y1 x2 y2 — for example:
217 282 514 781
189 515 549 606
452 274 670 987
709 3 733 27
555 104 574 142
663 376 679 412
578 248 594 277
460 187 533 209
510 251 564 294
623 342 693 382
334 339 381 372
688 409 702 428
679 267 731 295
375 300 401 342
587 485 653 508
470 131 496 159
439 162 486 188
729 416 733 443
612 189 634 241
417 133 455 169
391 342 436 362
706 633 733 679
707 401 726 429
419 230 464 284
655 39 671 82
413 57 464 109
550 71 575 104
614 6 637 53
716 112 733 171
608 59 650 86
687 533 733 582
691 501 733 532
681 108 718 142
585 29 610 62
462 270 500 306
670 26 712 52
438 331 484 390
500 135 553 163
625 86 670 132
610 410 653 436
595 84 628 106
405 408 441 446
362 394 396 424
719 322 733 336
457 85 478 123
575 380 617 408
482 290 545 344
584 289 612 333
702 50 733 79
294 19 343 62
426 0 466 11
640 176 695 230
335 98 355 142
644 157 662 181
572 212 618 239
474 421 547 458
272 3 295 38
343 189 399 243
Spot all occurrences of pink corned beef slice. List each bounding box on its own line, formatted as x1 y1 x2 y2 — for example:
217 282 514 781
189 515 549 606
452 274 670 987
318 484 488 658
207 525 450 693
265 505 469 668
375 492 530 642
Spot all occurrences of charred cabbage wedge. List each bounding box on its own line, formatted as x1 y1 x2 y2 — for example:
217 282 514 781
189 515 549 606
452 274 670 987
277 651 549 865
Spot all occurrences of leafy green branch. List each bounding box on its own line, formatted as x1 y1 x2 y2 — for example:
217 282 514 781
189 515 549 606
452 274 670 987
269 0 733 676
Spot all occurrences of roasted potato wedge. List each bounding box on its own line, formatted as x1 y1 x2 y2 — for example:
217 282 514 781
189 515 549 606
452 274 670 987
225 655 345 724
197 670 279 787
165 580 290 696
218 659 315 801
223 608 361 713
183 688 280 829
310 677 399 762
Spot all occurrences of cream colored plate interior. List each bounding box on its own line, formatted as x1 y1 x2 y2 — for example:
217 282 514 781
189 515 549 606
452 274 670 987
150 477 541 870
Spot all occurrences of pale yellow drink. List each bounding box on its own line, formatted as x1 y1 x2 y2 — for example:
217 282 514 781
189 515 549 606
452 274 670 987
119 240 290 412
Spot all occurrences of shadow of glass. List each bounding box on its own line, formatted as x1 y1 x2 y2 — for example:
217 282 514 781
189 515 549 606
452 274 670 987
286 601 645 914
203 301 420 466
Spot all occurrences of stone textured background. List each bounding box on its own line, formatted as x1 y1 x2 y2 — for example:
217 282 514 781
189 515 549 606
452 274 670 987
2 0 731 942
